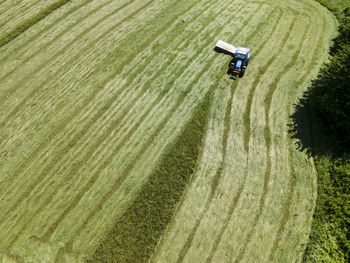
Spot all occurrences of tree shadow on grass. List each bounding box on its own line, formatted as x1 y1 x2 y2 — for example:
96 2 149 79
288 89 344 160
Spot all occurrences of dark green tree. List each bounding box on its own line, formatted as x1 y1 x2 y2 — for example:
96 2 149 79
312 10 350 149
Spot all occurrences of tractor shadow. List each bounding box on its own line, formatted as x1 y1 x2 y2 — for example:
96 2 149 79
213 46 232 56
213 47 237 80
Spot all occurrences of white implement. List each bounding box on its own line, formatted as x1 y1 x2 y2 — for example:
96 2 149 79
215 40 237 56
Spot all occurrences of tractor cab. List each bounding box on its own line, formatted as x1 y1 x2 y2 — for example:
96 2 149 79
228 47 250 78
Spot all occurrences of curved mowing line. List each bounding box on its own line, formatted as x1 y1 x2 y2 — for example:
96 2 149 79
174 5 267 262
268 15 326 262
0 0 97 64
3 0 214 248
261 23 309 261
233 17 301 263
149 83 213 263
204 10 283 263
242 11 296 152
0 0 73 48
39 0 248 245
0 0 137 110
0 0 155 204
0 0 107 81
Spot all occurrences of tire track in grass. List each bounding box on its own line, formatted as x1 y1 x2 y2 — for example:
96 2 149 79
233 16 298 263
38 0 247 244
0 0 100 74
174 5 267 262
0 0 73 48
261 22 310 262
60 6 262 250
0 0 137 110
268 15 326 262
204 10 283 263
88 92 212 263
3 0 215 248
242 15 295 152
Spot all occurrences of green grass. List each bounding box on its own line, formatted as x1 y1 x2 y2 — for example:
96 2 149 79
314 0 349 18
89 92 212 262
0 0 339 262
303 155 350 263
0 0 72 47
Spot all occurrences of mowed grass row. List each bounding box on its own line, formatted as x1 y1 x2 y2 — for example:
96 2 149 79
152 1 337 262
0 0 256 262
0 0 157 111
0 0 196 204
0 0 73 47
0 0 102 61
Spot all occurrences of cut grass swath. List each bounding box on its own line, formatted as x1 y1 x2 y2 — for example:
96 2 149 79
233 18 298 263
89 92 212 263
269 13 328 262
0 0 72 48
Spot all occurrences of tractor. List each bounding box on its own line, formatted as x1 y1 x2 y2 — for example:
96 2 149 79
214 40 250 79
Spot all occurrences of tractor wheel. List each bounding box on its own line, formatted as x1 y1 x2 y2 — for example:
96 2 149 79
239 70 245 78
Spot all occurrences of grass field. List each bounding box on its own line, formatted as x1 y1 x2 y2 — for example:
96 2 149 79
0 0 338 262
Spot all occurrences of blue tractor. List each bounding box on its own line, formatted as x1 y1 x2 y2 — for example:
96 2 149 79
227 47 250 78
214 40 251 79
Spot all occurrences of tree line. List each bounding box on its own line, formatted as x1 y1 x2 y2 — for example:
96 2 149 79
302 4 349 263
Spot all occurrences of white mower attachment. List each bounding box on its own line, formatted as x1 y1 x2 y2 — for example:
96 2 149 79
214 40 237 56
